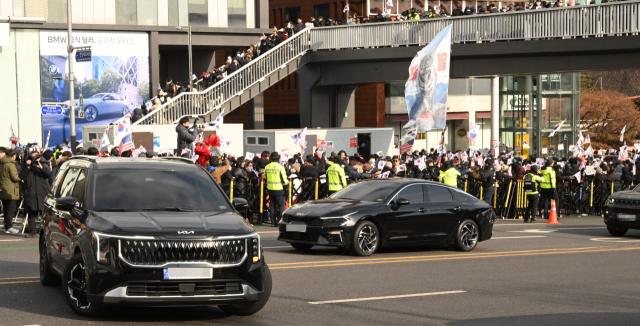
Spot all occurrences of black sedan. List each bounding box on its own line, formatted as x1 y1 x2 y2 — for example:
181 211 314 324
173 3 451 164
278 179 496 256
603 185 640 236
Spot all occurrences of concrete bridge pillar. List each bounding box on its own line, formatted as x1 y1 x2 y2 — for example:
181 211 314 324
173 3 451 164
491 76 500 153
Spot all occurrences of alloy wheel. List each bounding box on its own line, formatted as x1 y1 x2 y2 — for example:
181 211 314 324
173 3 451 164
460 222 478 249
67 263 91 310
85 106 97 122
358 226 377 253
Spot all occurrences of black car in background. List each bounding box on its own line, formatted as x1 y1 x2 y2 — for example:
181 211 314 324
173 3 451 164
278 179 496 256
603 185 640 236
39 157 271 317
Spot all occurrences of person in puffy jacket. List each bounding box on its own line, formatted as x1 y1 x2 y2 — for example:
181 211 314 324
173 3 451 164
439 161 461 187
131 107 143 123
612 164 623 191
175 117 200 155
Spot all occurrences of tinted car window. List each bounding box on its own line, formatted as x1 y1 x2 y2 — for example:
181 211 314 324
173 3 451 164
90 170 233 212
396 184 424 203
58 168 81 198
331 181 400 202
70 170 87 203
426 185 453 202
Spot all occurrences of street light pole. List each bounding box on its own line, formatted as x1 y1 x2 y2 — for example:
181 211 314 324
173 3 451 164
67 0 76 154
176 26 193 90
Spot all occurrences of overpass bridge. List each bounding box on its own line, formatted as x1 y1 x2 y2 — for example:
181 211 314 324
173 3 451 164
127 1 640 130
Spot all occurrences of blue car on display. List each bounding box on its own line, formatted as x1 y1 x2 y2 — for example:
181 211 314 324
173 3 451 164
66 93 131 122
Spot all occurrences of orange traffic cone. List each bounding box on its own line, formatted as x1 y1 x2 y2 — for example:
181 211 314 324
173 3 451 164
546 200 561 225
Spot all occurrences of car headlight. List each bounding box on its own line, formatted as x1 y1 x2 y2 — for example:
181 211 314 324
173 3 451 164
606 198 614 206
92 232 112 265
320 211 358 226
249 233 261 264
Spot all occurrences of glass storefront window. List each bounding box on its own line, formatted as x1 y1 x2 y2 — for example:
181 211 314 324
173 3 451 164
228 0 247 28
48 0 68 23
398 0 412 14
188 0 208 27
371 0 384 14
137 0 158 25
116 0 137 25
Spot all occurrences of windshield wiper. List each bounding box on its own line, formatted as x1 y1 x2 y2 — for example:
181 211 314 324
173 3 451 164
141 207 201 212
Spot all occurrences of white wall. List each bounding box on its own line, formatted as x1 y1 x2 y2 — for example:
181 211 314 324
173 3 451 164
82 0 93 24
83 124 244 157
93 0 105 24
15 29 42 146
71 0 82 24
0 28 18 148
271 128 395 157
157 0 169 26
104 0 116 24
0 0 12 16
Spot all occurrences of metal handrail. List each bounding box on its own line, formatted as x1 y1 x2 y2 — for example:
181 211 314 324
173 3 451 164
127 1 638 126
310 1 640 49
133 28 312 126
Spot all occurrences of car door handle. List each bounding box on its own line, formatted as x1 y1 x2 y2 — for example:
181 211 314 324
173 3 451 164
419 208 427 213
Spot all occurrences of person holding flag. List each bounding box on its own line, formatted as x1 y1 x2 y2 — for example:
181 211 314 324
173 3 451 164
176 116 201 156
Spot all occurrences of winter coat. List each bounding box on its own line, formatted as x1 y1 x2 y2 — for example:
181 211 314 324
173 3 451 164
299 165 318 179
612 165 623 181
19 156 52 211
194 143 210 167
293 22 305 33
345 165 370 183
131 108 143 123
231 166 249 195
0 155 21 200
211 158 231 183
175 124 199 155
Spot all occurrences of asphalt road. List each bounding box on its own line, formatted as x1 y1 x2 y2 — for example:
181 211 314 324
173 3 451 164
1 217 639 326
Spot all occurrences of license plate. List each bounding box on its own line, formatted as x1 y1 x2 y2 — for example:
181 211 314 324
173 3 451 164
286 224 307 232
163 268 212 280
618 214 636 221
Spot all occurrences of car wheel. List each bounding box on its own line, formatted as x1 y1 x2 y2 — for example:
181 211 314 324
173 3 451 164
350 221 379 256
455 219 479 251
39 236 60 286
219 265 272 315
84 106 98 122
122 106 130 117
62 253 104 317
290 243 314 250
606 224 628 236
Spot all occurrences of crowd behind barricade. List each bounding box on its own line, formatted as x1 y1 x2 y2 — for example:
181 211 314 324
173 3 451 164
2 137 639 229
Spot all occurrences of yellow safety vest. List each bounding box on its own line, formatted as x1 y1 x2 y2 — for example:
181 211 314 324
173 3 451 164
439 168 460 187
327 163 347 192
540 167 556 189
264 162 288 191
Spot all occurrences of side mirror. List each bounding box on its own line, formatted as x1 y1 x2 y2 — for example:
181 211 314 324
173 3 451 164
56 197 78 211
232 198 248 212
102 97 107 101
396 198 411 206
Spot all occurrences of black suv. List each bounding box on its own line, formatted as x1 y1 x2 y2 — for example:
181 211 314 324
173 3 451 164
39 156 271 317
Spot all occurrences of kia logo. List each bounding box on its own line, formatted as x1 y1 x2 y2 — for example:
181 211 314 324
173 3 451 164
177 231 195 235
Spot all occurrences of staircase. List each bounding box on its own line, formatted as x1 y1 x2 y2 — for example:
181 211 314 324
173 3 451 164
132 28 312 126
123 1 639 126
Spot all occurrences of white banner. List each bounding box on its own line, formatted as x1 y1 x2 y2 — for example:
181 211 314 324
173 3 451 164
403 25 452 131
40 30 149 56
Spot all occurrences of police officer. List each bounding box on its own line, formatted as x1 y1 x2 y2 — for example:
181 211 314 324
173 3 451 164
264 152 288 227
439 161 460 187
523 165 544 223
540 158 560 219
326 155 347 196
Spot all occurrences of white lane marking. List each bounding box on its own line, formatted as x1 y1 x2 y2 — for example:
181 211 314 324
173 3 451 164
510 229 558 233
308 290 466 305
509 227 606 233
590 238 640 243
491 236 547 240
0 240 23 242
263 246 292 249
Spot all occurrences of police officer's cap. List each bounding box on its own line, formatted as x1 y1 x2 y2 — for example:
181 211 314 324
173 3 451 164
270 151 280 161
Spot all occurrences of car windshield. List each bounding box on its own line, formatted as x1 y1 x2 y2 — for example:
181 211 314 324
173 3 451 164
90 170 232 212
89 93 105 99
330 181 399 202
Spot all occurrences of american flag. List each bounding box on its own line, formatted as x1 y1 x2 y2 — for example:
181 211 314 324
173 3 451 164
400 139 414 154
119 133 135 156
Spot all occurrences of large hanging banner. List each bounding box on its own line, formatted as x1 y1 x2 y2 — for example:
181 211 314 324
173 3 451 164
40 31 150 148
403 24 452 131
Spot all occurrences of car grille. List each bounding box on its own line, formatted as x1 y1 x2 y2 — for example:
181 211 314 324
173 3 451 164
279 232 343 243
614 199 640 206
612 207 640 215
119 240 246 266
282 215 324 226
126 281 242 296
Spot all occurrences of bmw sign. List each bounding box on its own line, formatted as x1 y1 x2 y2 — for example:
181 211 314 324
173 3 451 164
48 65 59 75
